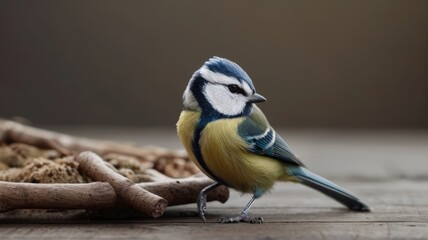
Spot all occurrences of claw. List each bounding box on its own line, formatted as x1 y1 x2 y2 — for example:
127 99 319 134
217 192 263 223
218 214 264 224
247 216 264 224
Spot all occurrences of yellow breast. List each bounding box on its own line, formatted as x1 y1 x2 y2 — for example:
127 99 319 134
176 110 211 177
177 110 285 193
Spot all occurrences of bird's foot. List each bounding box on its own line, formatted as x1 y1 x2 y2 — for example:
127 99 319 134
197 182 222 222
218 214 264 224
197 191 208 222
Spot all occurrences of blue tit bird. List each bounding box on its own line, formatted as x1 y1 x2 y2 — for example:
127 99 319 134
176 57 370 223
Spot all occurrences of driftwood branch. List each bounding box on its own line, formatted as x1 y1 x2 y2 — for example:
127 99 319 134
0 179 229 213
75 151 168 218
0 182 115 212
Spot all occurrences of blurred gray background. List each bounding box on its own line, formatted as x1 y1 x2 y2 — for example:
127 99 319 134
1 1 427 129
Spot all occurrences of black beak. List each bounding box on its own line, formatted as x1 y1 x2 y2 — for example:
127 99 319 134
248 93 267 103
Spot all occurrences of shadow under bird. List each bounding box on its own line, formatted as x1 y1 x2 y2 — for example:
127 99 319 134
177 57 370 223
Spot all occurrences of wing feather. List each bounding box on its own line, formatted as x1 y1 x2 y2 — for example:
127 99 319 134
238 105 305 167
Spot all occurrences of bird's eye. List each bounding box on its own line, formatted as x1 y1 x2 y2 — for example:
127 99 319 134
227 84 240 94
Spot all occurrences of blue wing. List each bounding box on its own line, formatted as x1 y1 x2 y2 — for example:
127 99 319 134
238 105 305 167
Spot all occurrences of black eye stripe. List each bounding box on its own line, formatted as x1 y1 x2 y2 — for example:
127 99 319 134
227 84 247 96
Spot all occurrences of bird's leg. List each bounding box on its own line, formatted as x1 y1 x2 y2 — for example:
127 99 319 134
197 182 221 222
218 194 264 224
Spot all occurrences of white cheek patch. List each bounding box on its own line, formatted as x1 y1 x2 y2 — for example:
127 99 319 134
204 84 247 116
199 67 238 85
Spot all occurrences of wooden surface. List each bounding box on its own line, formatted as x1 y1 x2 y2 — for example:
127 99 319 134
1 128 428 239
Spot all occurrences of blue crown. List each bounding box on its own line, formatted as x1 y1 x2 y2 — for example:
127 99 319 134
204 57 255 90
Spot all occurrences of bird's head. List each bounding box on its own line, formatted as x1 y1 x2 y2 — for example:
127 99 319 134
183 57 266 118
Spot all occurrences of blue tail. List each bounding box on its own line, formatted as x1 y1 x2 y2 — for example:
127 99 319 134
290 167 370 212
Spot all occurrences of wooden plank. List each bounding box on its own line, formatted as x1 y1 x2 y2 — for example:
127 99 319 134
0 180 426 239
0 222 426 240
